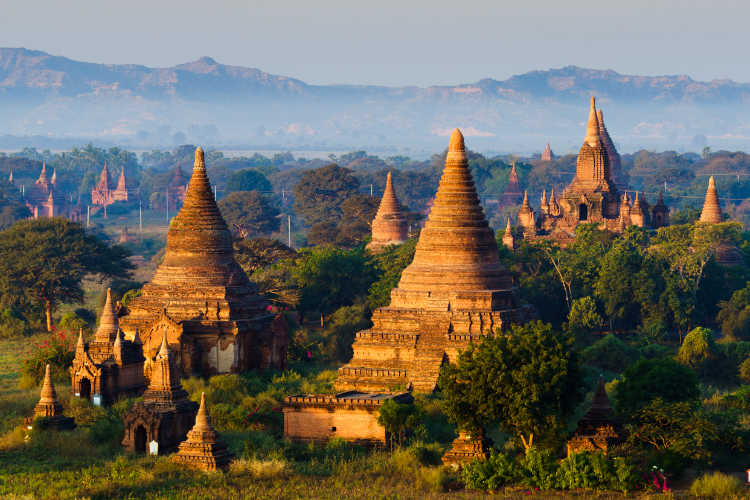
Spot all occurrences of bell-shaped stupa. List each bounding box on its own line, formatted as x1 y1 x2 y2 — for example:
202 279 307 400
26 365 76 431
336 129 537 392
367 171 409 254
700 176 724 223
119 147 289 377
172 393 235 470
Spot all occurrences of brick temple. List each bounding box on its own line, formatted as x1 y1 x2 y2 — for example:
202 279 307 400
567 376 626 454
23 163 71 218
283 391 413 447
510 97 670 247
122 330 199 454
497 162 524 209
91 164 138 207
366 171 408 254
25 365 76 432
336 129 537 393
119 147 289 377
70 289 146 405
172 393 235 471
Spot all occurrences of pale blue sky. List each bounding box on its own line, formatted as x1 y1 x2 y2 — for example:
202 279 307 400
3 0 747 86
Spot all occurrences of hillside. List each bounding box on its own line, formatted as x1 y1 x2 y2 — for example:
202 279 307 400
0 48 748 140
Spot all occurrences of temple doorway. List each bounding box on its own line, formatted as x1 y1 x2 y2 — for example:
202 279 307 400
135 425 147 453
656 214 662 226
80 378 91 400
579 204 588 221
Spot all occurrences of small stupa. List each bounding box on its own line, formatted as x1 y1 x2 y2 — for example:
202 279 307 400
367 171 408 254
567 375 626 454
502 218 515 249
441 428 494 467
172 393 235 471
336 129 536 392
25 365 76 431
119 147 289 377
123 329 200 454
516 191 536 235
700 176 724 223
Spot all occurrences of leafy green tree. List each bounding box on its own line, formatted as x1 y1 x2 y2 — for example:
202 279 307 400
0 179 31 229
566 296 602 345
335 194 380 248
717 281 750 340
224 168 272 194
293 163 360 226
0 218 135 331
670 205 702 225
368 238 418 309
677 327 719 369
218 191 280 238
614 358 700 417
376 399 425 452
306 222 340 247
289 245 376 320
232 237 296 275
439 321 585 450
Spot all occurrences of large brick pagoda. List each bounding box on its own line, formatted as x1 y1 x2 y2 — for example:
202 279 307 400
336 129 537 393
119 147 289 377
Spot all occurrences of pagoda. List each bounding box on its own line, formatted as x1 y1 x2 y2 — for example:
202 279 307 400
167 162 188 211
567 376 626 454
25 365 76 431
699 176 744 267
123 330 200 454
172 392 235 471
119 147 289 377
498 163 524 209
541 141 555 161
441 428 494 467
23 163 69 218
92 164 137 206
367 172 408 254
336 129 537 393
70 289 147 405
597 109 632 192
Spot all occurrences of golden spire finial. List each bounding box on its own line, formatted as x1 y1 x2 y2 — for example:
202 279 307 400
194 147 206 171
584 96 601 146
449 129 465 152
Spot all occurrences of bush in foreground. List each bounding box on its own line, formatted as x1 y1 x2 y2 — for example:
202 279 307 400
690 471 746 498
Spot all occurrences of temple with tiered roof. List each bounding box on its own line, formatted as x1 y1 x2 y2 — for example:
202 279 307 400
119 147 289 377
23 163 70 218
92 164 138 207
336 129 537 393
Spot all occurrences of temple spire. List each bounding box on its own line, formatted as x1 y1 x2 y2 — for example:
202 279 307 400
50 168 57 187
38 163 48 183
95 288 120 342
584 96 602 147
504 218 512 237
700 176 724 223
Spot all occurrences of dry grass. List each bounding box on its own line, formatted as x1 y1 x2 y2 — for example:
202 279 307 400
691 471 748 498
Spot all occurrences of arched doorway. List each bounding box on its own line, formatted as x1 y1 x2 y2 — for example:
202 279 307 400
656 214 662 227
579 204 588 221
80 378 91 400
135 425 147 453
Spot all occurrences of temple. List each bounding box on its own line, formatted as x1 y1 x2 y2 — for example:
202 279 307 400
441 428 493 466
122 330 200 454
119 147 289 377
25 365 76 431
167 162 188 211
567 376 626 454
498 163 524 209
541 142 555 161
69 289 146 405
172 393 235 471
367 172 408 254
699 176 744 267
91 164 138 206
23 163 71 218
511 98 669 247
336 129 537 393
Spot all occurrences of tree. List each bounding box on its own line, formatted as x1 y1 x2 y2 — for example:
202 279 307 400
717 281 750 340
439 321 586 451
677 327 720 369
702 146 712 159
232 237 297 275
0 179 31 229
224 169 272 194
335 194 380 247
293 163 360 226
0 218 135 331
218 191 280 238
614 358 700 417
368 239 418 309
566 297 602 345
172 132 187 145
289 245 376 320
376 399 425 452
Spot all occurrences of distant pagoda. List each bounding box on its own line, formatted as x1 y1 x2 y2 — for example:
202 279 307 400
119 147 289 377
541 141 555 161
498 163 524 209
367 171 408 254
336 129 537 392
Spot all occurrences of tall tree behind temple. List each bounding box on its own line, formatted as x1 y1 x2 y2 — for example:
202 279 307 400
0 218 134 330
293 164 360 226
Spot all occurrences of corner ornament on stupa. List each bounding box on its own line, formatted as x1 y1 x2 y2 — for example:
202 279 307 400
336 128 537 393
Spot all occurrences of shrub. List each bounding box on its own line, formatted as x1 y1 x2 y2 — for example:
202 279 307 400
614 358 700 416
120 288 142 308
74 308 96 324
21 327 77 384
690 471 746 498
720 385 750 412
678 327 719 368
462 451 523 491
582 335 634 373
739 357 750 383
0 308 29 339
520 447 559 490
58 312 91 336
557 451 614 491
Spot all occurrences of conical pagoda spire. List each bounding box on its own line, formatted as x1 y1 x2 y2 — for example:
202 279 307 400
700 176 724 223
147 328 183 394
95 288 120 342
35 365 64 417
521 191 530 208
584 96 602 147
376 172 404 218
394 128 512 294
50 168 57 186
591 375 612 411
368 171 408 253
504 218 512 237
8 171 13 185
76 328 85 350
172 392 236 470
37 163 48 183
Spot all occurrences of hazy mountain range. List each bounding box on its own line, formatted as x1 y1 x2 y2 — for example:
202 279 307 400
1 47 749 142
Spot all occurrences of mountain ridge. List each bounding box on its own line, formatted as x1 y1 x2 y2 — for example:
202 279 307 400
0 48 748 139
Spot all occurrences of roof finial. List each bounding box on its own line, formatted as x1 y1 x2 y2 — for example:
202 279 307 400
449 129 465 152
584 96 602 146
